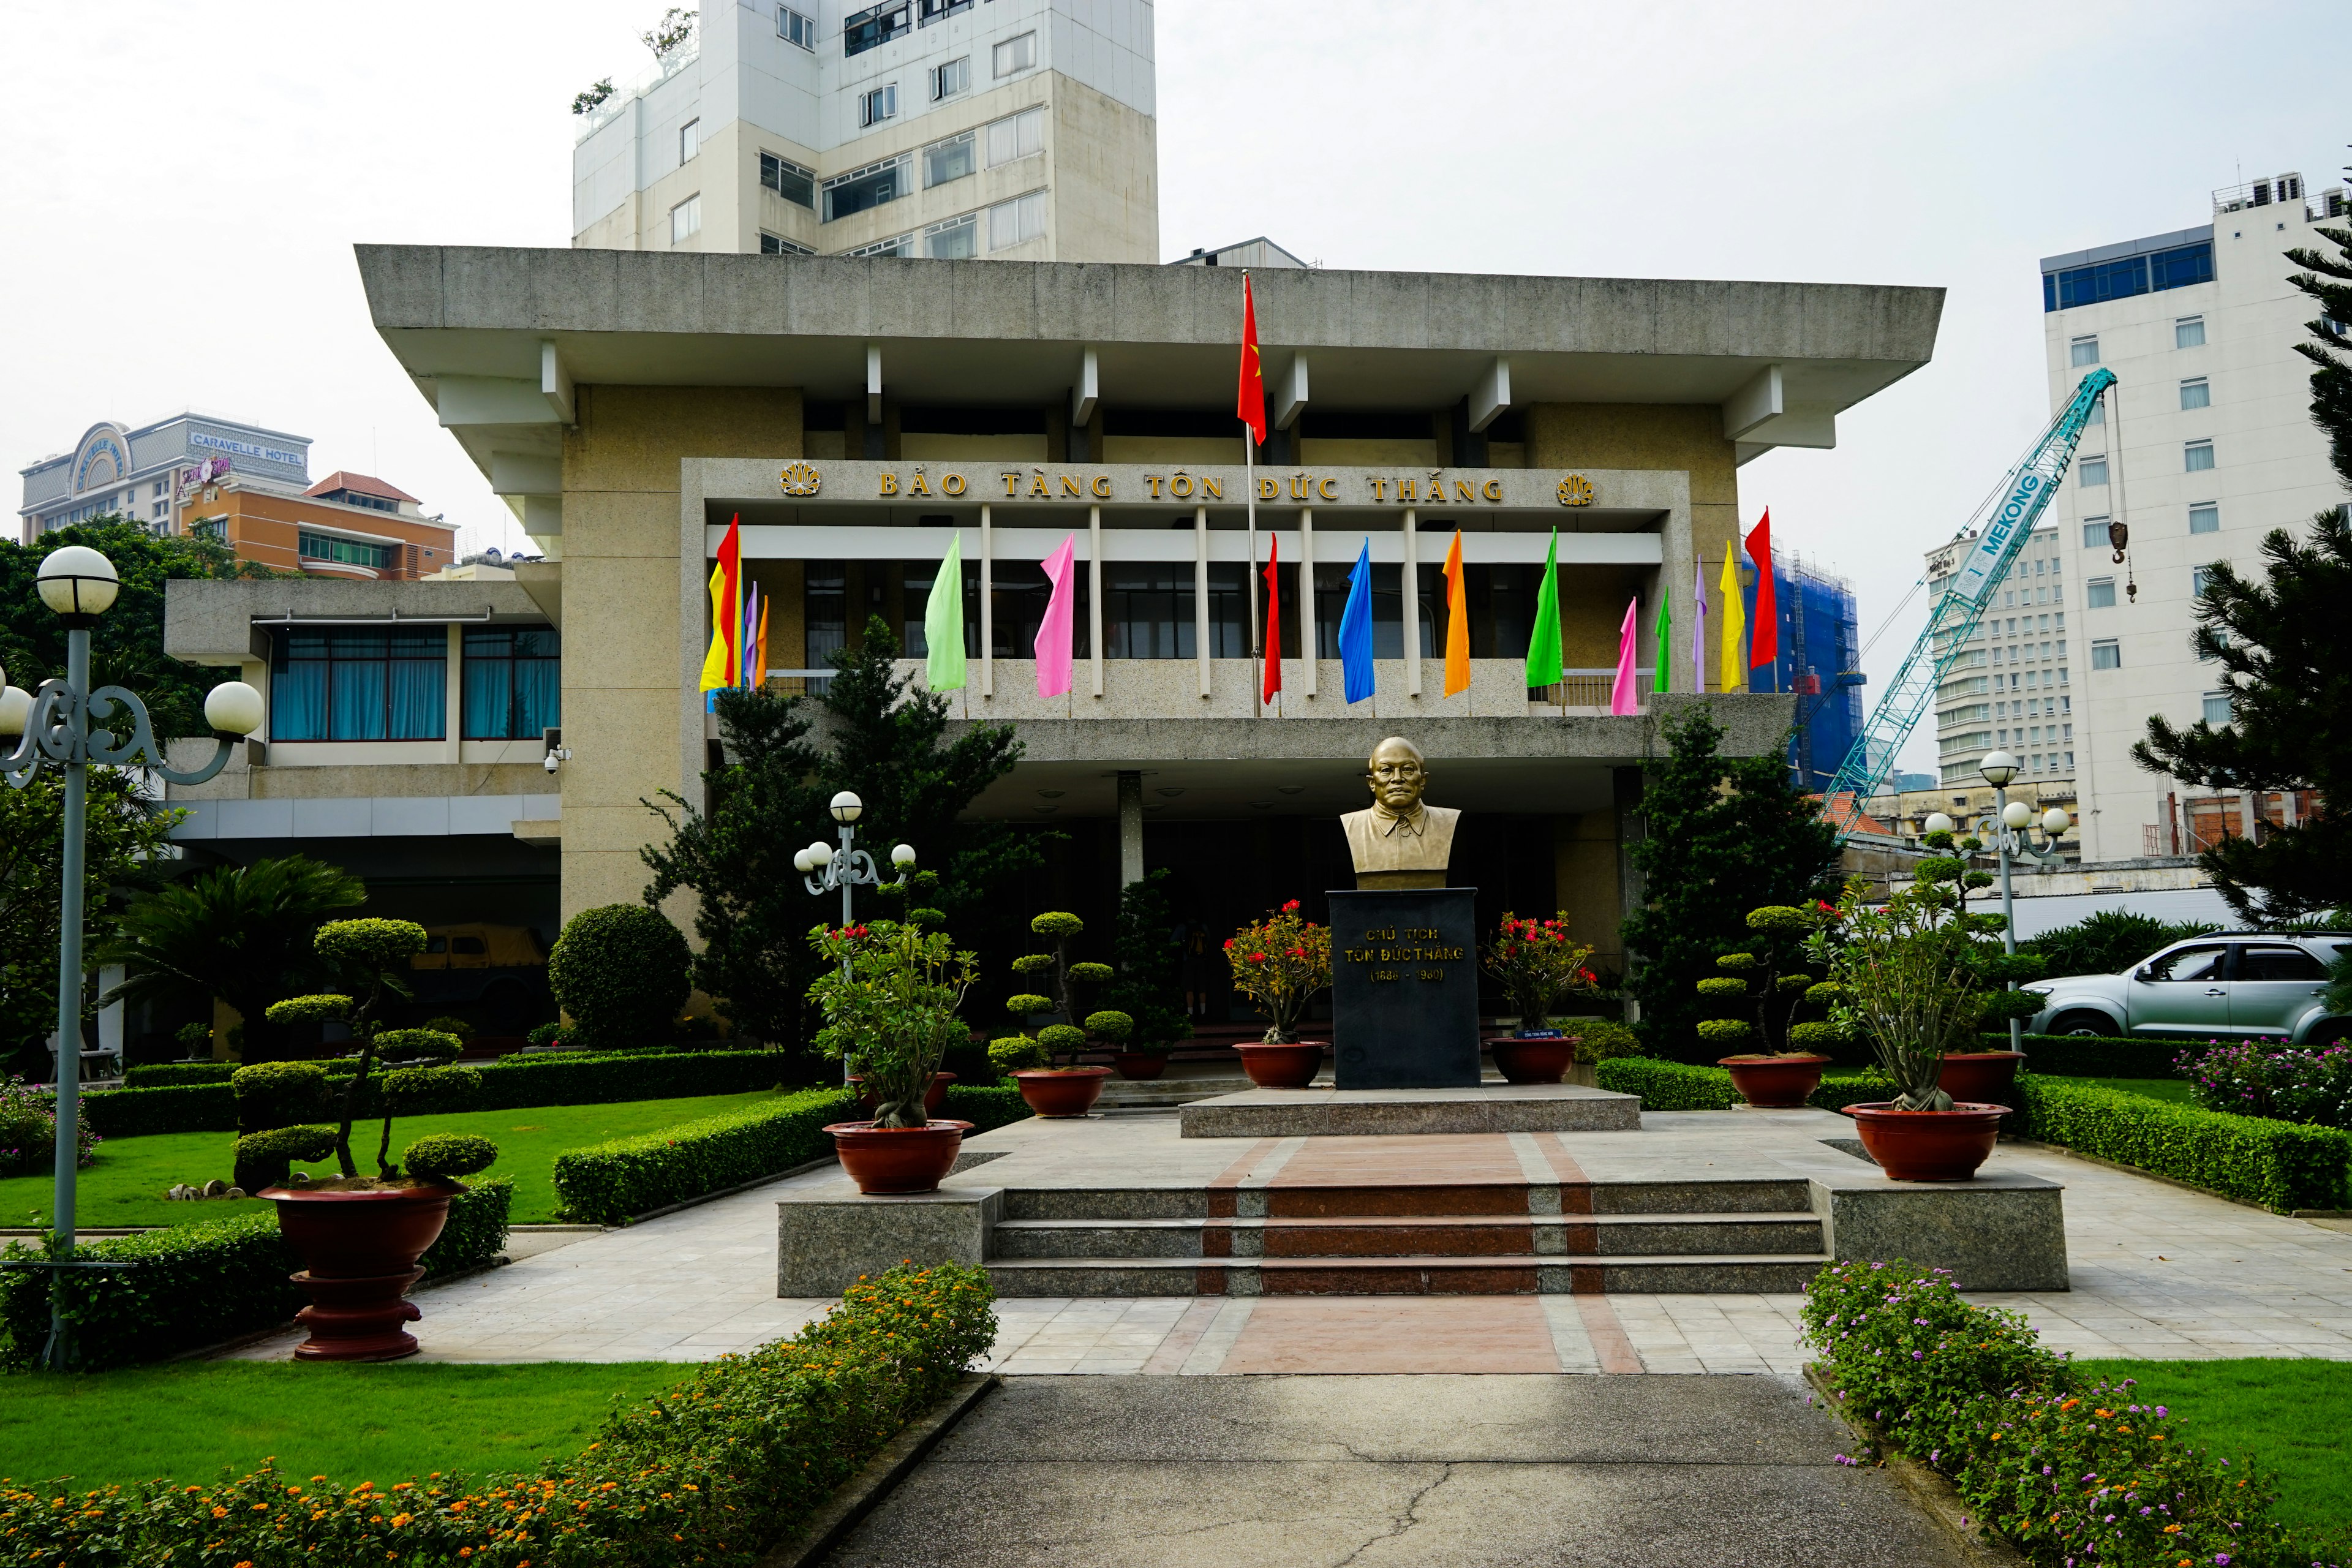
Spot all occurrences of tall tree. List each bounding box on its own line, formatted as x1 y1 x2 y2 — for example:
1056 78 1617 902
2133 213 2352 921
1620 709 1841 1059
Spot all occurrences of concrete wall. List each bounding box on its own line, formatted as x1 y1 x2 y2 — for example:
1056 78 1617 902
560 383 804 918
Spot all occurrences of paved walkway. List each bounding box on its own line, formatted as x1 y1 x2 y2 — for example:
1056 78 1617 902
221 1114 2352 1370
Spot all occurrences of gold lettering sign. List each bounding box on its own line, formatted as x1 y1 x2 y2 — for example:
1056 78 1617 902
1261 477 1281 500
878 473 899 497
777 461 823 497
1558 474 1596 507
1091 474 1112 499
908 472 932 497
942 473 967 496
1060 475 1084 498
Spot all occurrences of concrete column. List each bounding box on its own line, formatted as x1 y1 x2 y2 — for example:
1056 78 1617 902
1194 504 1210 698
1088 503 1104 698
1299 507 1316 697
979 503 994 698
443 623 464 763
1117 771 1145 889
1402 506 1422 697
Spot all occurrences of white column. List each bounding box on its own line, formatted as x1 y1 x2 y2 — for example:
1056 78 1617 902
1088 503 1104 699
1194 503 1211 699
1300 507 1316 697
97 964 125 1066
443 622 463 762
1402 506 1422 698
979 503 994 698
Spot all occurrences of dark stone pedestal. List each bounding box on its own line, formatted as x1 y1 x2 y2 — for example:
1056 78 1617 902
1328 888 1480 1090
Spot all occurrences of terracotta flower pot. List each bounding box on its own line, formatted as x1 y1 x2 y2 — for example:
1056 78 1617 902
1113 1052 1169 1081
1488 1034 1574 1085
1846 1101 2011 1181
825 1118 972 1194
260 1182 460 1362
851 1071 956 1115
1937 1051 2024 1104
1236 1041 1325 1089
1011 1066 1113 1117
1717 1053 1831 1108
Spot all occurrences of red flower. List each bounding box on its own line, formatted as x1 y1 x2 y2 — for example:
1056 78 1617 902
1224 937 1236 949
1283 899 1301 913
1248 952 1268 964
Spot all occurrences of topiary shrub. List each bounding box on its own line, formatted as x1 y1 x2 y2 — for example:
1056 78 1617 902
1084 1010 1134 1046
548 905 693 1054
418 1014 476 1043
372 1028 462 1066
1564 1018 1641 1065
380 1065 485 1117
1035 1023 1087 1056
989 1036 1050 1074
401 1133 499 1183
232 1124 336 1194
229 1061 333 1136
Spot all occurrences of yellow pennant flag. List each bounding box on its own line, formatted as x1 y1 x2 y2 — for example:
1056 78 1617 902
1717 545 1745 693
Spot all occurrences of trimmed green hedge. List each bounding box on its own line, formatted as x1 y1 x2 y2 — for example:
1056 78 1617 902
0 1178 511 1370
83 1082 239 1137
940 1082 1033 1133
552 1088 855 1224
1595 1057 1885 1113
2011 1073 2351 1212
121 1061 235 1088
1985 1032 2191 1077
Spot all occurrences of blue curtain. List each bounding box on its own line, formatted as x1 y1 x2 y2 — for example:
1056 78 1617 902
463 658 508 739
389 657 444 740
271 660 328 741
329 661 387 739
513 660 559 736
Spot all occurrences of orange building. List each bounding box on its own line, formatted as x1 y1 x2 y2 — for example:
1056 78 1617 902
176 469 458 580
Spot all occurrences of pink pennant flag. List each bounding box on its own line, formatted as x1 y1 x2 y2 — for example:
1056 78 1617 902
1035 533 1077 698
1609 595 1640 715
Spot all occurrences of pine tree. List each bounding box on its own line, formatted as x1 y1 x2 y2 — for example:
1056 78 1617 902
1621 709 1841 1059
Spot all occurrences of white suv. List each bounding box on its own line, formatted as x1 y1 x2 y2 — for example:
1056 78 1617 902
2023 932 2351 1043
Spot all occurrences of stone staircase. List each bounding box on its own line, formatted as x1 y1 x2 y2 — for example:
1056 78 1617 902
982 1172 1830 1295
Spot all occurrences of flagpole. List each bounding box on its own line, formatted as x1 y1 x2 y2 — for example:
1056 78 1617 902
1245 399 1261 717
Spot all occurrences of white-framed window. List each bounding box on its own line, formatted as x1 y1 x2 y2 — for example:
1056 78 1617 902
2176 315 2206 349
918 0 973 21
679 117 700 164
2091 639 2120 671
760 232 816 255
992 30 1036 77
761 151 815 208
2078 456 2108 487
2179 377 2210 410
2086 393 2105 424
924 212 978 258
2058 668 2069 687
930 56 968 99
860 83 899 127
778 5 817 48
844 232 916 258
2184 439 2215 472
2069 335 2100 367
2087 578 2115 608
2064 750 2075 769
988 188 1047 249
985 105 1045 167
2202 692 2232 725
669 193 701 245
821 154 910 221
2191 564 2222 596
924 129 975 187
2081 516 2109 549
2189 502 2219 535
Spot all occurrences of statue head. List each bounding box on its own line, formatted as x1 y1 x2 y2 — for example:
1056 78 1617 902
1365 736 1429 815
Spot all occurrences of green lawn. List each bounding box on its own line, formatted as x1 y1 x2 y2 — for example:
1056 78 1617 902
0 1361 680 1490
2078 1076 2195 1104
2074 1359 2352 1534
0 1090 788 1229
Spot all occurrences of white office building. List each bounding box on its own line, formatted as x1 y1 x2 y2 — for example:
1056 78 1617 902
571 0 1157 264
2040 171 2351 863
1922 522 2078 794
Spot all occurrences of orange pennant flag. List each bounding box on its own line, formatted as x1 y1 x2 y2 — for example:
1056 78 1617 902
1442 529 1470 696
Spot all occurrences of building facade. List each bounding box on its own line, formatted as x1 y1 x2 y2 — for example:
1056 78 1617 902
18 413 311 543
1741 550 1862 793
1921 520 2077 796
176 470 461 580
2040 170 2351 862
571 0 1156 265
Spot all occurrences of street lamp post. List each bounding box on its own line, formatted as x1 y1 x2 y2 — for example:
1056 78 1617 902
1 545 263 1369
1972 750 2071 1056
792 792 915 1083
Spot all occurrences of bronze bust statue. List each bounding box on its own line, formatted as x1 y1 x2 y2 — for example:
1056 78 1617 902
1340 736 1460 890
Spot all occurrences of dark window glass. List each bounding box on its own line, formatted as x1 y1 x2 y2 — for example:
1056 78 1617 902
843 1 910 55
270 627 445 742
2144 944 2227 982
461 626 561 740
760 152 814 208
1105 565 1193 659
822 160 906 221
2150 241 2215 292
2239 946 2327 982
1314 561 1404 659
805 560 847 686
2054 256 2150 310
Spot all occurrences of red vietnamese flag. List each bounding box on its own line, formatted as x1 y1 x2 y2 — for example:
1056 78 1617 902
1237 273 1267 447
1744 508 1778 669
1262 536 1282 706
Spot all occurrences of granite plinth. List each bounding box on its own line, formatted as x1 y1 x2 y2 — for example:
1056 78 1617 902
1178 1084 1643 1139
1329 888 1481 1090
1807 1168 2069 1291
777 1186 1001 1297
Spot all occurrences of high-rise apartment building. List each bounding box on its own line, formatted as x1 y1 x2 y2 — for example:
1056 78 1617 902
1921 521 2076 794
571 0 1157 263
2039 171 2350 862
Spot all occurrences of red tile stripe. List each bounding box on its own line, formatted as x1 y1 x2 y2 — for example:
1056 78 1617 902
1574 1294 1645 1373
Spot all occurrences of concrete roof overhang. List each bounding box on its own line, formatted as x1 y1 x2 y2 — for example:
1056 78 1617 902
356 246 1943 480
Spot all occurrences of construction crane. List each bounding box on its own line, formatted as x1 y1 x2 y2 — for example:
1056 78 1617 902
1822 368 2117 836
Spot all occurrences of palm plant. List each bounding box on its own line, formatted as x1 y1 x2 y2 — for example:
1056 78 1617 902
96 856 366 1061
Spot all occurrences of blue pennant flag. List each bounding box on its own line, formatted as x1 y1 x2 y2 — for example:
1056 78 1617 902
1338 538 1376 704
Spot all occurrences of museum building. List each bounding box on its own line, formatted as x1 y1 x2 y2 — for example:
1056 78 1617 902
164 246 1941 985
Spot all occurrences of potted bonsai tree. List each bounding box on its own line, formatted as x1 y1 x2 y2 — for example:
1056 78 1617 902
1699 904 1842 1107
257 918 500 1362
809 914 978 1193
1812 834 2043 1180
1225 901 1332 1088
1001 911 1120 1117
1479 910 1598 1084
845 872 960 1115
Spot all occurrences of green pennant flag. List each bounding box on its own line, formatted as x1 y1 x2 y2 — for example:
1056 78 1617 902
1653 590 1672 693
924 533 967 692
1525 529 1563 688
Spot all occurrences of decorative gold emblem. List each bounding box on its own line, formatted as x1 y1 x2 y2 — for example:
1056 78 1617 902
778 461 823 497
1556 473 1595 508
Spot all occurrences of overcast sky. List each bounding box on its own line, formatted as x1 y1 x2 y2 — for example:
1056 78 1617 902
2 0 2340 772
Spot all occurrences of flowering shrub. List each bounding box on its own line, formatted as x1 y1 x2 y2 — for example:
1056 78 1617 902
1480 910 1596 1032
2183 1039 2352 1130
1224 902 1332 1044
1802 1260 2317 1567
0 1077 97 1177
807 919 976 1126
0 1260 996 1567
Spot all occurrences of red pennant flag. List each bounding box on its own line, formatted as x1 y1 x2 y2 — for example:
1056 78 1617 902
1262 536 1282 706
1237 273 1267 447
1745 508 1777 669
